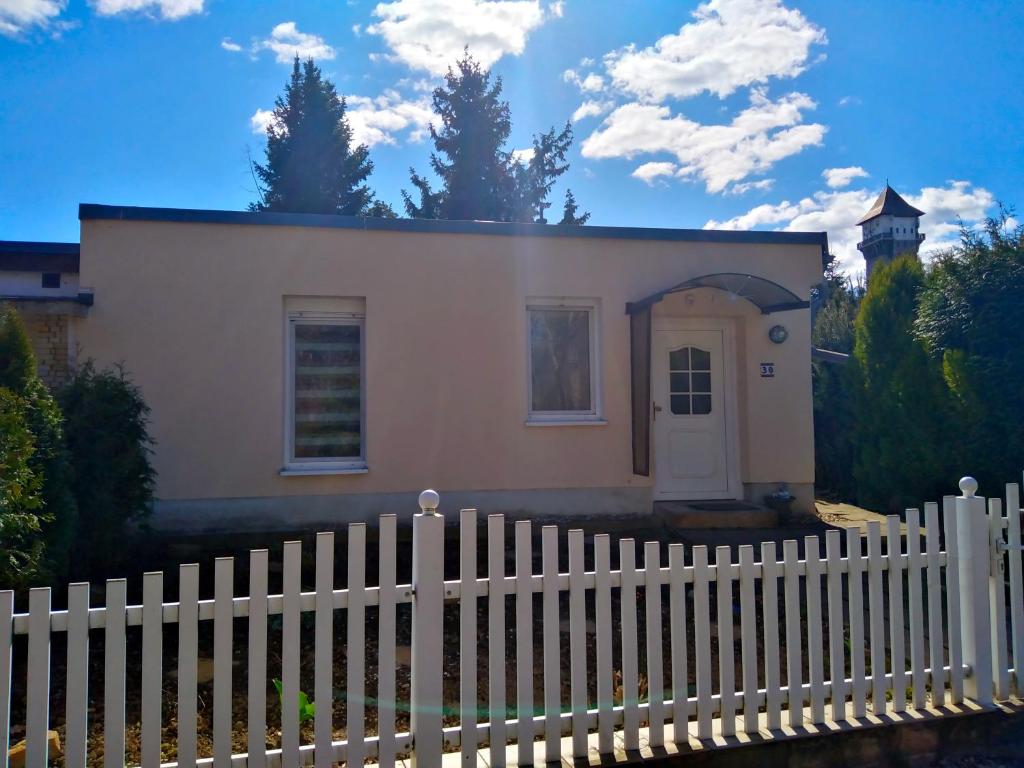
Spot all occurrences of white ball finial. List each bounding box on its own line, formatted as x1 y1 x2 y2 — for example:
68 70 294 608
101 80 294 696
959 476 978 498
418 488 440 515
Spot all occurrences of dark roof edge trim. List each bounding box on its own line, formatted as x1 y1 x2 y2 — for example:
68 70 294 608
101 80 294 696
0 241 80 255
79 203 829 258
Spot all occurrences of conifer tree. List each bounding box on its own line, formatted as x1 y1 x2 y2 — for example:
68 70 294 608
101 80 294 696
0 308 76 580
404 51 588 224
557 189 590 226
251 57 386 216
850 255 950 511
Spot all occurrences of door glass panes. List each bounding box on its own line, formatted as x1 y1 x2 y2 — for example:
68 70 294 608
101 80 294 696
293 322 362 459
668 345 712 415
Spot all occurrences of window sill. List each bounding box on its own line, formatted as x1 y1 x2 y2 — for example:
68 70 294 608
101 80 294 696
280 464 369 477
525 418 608 427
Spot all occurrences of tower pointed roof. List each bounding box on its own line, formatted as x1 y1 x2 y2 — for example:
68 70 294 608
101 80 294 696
856 185 925 225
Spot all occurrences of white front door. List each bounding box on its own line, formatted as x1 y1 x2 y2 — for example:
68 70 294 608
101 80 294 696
653 325 737 499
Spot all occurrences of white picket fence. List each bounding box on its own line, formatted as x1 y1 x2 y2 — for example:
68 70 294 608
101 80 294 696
2 476 1023 768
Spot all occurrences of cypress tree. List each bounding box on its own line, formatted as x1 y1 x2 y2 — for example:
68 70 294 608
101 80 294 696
0 307 76 580
850 255 951 511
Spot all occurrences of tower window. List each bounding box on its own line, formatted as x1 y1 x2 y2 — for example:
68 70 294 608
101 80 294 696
41 273 60 289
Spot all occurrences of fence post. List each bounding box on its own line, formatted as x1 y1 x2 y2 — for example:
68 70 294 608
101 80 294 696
955 476 994 706
411 489 445 768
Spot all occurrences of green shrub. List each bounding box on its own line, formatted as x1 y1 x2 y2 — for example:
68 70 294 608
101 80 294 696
851 255 952 511
0 388 47 587
59 361 155 577
0 308 76 581
915 211 1024 494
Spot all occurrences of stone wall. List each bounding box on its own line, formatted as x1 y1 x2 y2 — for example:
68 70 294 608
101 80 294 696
17 310 72 389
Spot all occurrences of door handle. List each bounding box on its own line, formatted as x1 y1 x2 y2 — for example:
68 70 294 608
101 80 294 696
653 403 663 420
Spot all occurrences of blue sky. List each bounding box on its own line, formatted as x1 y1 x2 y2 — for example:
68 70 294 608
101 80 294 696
1 0 1022 272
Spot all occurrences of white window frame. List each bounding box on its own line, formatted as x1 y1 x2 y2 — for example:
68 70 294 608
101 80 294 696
525 297 605 426
282 310 368 475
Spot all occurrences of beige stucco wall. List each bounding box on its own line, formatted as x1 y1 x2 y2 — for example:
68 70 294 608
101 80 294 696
76 218 822 519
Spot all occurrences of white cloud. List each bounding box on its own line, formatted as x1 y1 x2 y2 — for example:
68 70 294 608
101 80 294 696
220 36 241 52
250 108 278 135
822 165 868 189
631 161 678 185
581 89 825 194
256 21 335 64
0 0 66 36
367 0 547 76
604 0 826 103
510 147 534 164
579 56 594 67
90 0 203 20
838 95 861 107
571 99 613 121
547 0 563 18
729 178 775 195
704 180 995 274
346 90 435 146
563 68 605 93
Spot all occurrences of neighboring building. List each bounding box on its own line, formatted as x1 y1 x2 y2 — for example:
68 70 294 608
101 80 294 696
0 240 93 388
12 204 829 531
856 185 926 278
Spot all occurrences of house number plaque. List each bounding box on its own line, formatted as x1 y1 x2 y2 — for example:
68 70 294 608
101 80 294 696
760 362 775 378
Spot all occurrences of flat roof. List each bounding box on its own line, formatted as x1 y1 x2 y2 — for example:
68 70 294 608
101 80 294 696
0 240 80 273
79 203 830 263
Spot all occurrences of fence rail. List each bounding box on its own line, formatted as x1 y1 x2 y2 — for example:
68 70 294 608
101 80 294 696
2 476 1023 767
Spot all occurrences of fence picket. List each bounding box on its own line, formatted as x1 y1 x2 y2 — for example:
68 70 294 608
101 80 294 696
461 510 479 766
846 527 867 719
886 516 907 713
924 503 945 706
738 545 758 734
783 540 802 728
761 542 782 730
693 545 712 739
825 531 846 723
542 526 560 763
104 580 127 768
27 587 52 767
805 537 825 724
347 524 367 768
281 542 301 768
568 530 587 757
645 541 665 747
378 516 398 768
988 499 1010 700
620 539 640 750
1007 483 1024 696
594 534 614 754
0 591 11 767
248 549 269 767
905 509 926 709
943 497 964 703
66 582 90 768
314 533 334 768
668 544 689 740
716 546 736 736
866 522 886 715
514 520 534 766
140 573 163 768
487 515 507 767
178 564 199 768
213 558 234 768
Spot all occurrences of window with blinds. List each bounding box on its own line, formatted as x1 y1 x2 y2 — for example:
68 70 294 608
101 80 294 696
287 315 364 468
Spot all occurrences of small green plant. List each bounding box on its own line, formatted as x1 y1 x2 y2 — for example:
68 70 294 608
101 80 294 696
273 679 316 724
